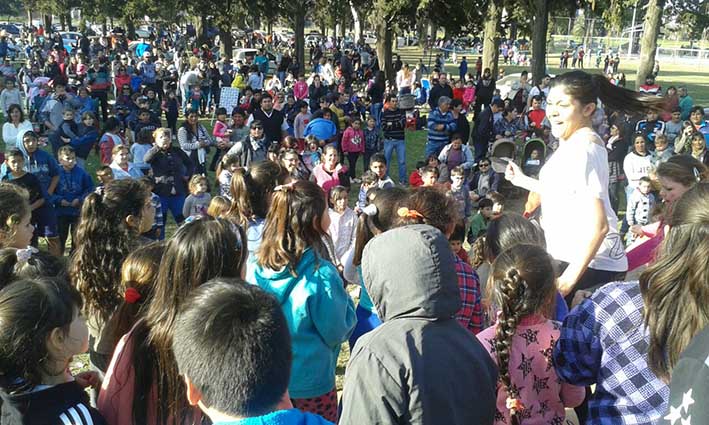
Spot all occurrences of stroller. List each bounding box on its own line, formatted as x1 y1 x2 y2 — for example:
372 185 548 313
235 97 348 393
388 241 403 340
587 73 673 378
521 138 547 178
488 138 520 199
398 93 418 130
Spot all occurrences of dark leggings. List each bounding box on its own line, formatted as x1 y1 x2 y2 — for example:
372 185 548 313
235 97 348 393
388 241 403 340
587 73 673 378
347 152 360 179
560 263 627 306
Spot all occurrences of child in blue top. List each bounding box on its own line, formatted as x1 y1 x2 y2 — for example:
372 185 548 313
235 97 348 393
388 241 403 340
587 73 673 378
53 146 94 255
248 180 355 423
172 279 333 425
12 130 62 256
362 116 382 171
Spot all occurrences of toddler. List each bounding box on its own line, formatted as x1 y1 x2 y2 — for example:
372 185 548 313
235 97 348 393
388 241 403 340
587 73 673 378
302 136 322 172
363 116 382 171
182 175 212 219
650 133 673 166
131 129 154 175
207 195 231 219
342 116 365 180
356 170 378 214
218 153 240 199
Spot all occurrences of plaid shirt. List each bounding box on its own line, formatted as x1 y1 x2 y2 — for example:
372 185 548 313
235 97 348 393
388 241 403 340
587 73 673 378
150 192 163 229
454 255 483 335
553 281 669 424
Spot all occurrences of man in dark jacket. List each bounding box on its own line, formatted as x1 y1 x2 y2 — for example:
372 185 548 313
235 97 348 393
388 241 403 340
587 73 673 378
473 98 504 162
428 74 454 110
340 225 497 425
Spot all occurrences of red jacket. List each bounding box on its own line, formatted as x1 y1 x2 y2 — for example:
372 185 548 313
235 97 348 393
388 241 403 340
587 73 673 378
409 170 423 187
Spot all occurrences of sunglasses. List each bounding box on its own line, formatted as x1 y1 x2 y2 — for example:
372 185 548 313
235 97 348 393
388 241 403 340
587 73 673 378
251 126 263 130
479 163 490 168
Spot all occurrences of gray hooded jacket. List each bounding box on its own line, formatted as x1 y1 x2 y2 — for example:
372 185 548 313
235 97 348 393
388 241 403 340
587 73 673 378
340 225 497 425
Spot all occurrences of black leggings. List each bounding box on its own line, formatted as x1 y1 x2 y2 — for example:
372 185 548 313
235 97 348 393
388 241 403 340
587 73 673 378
347 152 360 179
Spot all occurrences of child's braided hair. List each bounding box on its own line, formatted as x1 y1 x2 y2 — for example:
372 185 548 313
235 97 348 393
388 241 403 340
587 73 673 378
490 244 556 423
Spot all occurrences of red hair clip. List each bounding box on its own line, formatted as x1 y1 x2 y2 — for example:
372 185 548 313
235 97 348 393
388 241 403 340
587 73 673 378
124 287 141 304
397 207 424 220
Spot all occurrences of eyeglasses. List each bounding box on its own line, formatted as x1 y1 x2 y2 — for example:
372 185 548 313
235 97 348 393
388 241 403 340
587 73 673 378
251 126 263 130
479 163 490 168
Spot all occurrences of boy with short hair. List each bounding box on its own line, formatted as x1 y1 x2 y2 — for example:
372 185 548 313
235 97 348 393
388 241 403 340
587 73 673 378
420 166 439 187
95 165 114 190
626 176 656 243
664 109 683 145
53 146 94 254
447 166 472 224
369 153 394 189
468 198 494 244
172 278 333 425
449 223 469 264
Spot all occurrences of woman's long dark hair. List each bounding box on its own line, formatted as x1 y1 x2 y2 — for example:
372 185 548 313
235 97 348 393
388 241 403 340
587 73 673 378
129 218 247 424
551 71 666 114
71 179 149 323
641 183 709 382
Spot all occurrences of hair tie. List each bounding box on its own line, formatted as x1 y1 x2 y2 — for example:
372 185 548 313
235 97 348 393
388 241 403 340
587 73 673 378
693 166 701 182
15 247 38 265
273 181 297 192
124 287 141 304
506 397 525 415
362 204 378 217
397 207 424 220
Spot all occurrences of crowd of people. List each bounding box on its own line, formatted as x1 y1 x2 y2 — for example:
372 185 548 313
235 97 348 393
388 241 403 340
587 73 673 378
1 22 709 425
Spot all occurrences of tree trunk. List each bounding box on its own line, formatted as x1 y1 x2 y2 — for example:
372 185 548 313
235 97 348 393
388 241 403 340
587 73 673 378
350 1 362 44
26 9 32 27
635 0 664 88
197 14 209 46
510 21 518 41
43 15 52 33
125 18 135 40
65 12 71 31
376 20 393 84
220 26 233 60
531 0 549 82
294 8 306 74
417 19 426 47
429 22 438 41
482 0 502 77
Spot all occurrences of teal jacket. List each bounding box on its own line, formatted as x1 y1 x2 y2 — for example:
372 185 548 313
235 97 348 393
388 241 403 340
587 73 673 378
215 409 333 425
249 248 356 398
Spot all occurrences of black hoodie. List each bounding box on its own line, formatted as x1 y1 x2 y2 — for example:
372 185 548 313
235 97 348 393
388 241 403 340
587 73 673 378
340 225 498 425
1 381 106 425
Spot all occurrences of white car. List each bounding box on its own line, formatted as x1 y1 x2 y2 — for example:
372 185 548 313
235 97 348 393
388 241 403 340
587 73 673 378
232 48 277 75
305 33 323 46
497 73 553 101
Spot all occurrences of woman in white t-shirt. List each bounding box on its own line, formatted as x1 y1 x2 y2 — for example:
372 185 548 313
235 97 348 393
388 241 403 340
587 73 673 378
505 70 664 302
2 104 33 148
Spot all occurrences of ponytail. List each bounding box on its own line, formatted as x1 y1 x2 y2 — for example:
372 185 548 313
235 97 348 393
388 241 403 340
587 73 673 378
552 71 666 115
227 161 286 227
470 236 487 269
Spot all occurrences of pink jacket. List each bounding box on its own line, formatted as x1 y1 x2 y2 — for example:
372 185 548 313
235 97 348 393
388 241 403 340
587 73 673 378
311 163 347 194
294 81 308 100
341 127 365 154
98 329 202 425
477 315 585 425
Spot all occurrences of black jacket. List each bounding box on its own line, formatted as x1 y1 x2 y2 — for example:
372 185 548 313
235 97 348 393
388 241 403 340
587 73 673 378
428 83 454 110
1 381 107 425
340 225 497 425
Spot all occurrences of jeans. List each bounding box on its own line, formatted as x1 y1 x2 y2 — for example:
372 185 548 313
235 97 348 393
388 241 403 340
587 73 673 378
424 140 445 159
91 90 109 121
370 102 383 127
278 71 286 85
159 194 186 225
384 138 407 184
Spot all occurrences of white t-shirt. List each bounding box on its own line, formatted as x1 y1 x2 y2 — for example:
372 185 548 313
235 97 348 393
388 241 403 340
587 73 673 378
538 127 627 272
528 85 550 109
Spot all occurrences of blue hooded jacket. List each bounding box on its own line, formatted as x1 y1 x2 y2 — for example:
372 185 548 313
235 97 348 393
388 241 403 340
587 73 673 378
303 118 337 142
248 248 356 399
216 409 332 425
5 129 61 193
51 165 94 217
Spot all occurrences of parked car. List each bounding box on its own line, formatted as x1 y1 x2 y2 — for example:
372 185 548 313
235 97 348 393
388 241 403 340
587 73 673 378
232 48 277 75
0 23 21 36
497 72 554 101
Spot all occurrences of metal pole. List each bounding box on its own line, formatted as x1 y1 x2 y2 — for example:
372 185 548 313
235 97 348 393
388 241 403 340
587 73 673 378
627 0 638 59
